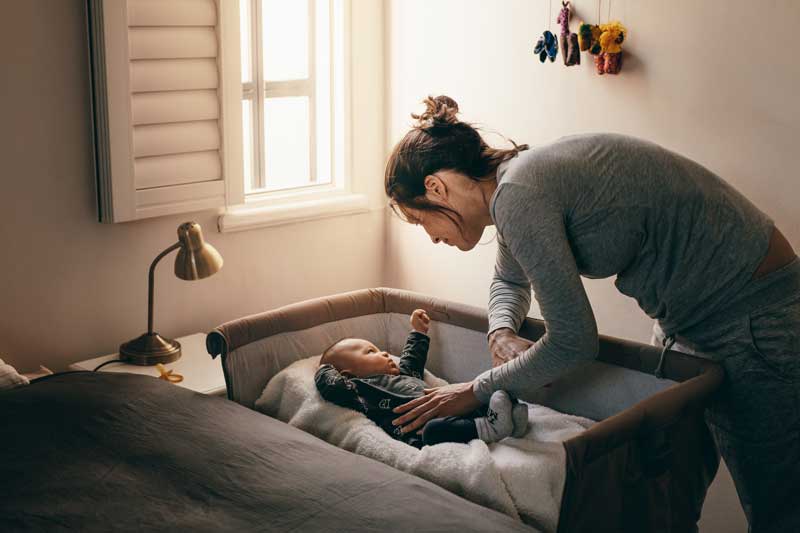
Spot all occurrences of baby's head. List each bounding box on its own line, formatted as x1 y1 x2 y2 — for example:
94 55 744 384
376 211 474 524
320 338 399 378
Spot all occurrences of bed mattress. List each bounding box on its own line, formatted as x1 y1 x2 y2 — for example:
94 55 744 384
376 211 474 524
0 372 532 532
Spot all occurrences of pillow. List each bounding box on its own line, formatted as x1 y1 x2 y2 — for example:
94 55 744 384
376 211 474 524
0 358 30 390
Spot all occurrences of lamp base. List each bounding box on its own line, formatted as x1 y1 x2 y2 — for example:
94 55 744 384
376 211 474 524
120 333 182 366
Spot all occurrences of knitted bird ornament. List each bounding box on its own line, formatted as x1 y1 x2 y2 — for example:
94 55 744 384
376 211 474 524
557 2 580 66
533 30 558 63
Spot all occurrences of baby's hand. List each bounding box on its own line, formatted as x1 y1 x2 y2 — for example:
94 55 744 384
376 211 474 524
410 309 431 334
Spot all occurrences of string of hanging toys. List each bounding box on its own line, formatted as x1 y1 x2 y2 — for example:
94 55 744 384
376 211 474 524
534 0 627 75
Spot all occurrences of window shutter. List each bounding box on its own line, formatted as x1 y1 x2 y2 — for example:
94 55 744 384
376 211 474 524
87 0 243 223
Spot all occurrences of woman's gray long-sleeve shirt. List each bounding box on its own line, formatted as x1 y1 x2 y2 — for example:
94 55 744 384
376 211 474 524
473 133 773 403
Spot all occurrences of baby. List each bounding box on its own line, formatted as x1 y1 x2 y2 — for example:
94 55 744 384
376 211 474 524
314 309 527 448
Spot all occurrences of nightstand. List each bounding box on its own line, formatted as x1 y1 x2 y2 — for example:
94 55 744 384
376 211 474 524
69 333 226 396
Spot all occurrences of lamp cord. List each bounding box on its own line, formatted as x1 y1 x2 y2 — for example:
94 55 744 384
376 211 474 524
93 359 124 372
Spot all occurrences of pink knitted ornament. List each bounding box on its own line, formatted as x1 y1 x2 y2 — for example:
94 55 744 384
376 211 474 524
557 2 580 66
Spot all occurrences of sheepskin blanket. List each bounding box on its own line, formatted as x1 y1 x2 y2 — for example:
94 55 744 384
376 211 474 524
255 356 594 532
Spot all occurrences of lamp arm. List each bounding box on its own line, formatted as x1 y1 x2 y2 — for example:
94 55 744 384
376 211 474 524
147 242 181 334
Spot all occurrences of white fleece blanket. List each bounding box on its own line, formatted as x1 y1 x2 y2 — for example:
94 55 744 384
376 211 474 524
255 356 594 532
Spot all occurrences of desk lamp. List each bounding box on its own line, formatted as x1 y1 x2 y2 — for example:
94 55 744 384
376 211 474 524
120 222 223 365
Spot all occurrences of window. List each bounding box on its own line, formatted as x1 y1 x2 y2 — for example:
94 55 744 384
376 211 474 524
239 0 346 198
88 0 370 229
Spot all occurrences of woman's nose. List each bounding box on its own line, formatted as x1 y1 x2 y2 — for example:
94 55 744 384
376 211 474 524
431 235 441 244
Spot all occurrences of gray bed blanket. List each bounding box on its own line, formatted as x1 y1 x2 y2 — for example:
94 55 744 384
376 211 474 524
0 372 531 532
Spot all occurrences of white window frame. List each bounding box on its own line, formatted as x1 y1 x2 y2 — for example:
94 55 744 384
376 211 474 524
218 0 367 233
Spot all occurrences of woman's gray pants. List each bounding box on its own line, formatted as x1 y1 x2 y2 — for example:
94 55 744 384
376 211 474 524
652 258 800 533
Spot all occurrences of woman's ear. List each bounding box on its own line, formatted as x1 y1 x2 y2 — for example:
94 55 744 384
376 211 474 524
423 174 448 204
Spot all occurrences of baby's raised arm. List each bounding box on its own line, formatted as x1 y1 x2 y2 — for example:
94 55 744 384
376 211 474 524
410 309 430 334
398 309 431 378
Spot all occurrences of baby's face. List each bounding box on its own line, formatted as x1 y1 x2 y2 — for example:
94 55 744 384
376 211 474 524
326 339 399 378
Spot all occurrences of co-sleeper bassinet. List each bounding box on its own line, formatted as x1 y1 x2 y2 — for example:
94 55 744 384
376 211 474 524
207 288 722 533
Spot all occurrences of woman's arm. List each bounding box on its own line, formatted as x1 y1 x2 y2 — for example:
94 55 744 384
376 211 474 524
473 183 599 403
488 236 535 367
391 381 481 434
488 235 532 338
393 183 599 433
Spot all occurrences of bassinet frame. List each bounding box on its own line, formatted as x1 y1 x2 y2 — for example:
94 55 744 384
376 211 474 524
207 288 722 532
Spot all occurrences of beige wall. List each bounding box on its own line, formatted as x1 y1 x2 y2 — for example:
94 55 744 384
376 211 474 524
0 0 386 372
385 0 800 344
385 1 800 530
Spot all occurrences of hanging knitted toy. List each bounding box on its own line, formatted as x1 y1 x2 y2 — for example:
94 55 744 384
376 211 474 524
578 22 601 52
595 21 627 75
557 2 580 66
533 30 558 63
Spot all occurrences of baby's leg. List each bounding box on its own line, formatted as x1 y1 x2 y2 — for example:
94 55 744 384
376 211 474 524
421 417 479 445
422 392 525 445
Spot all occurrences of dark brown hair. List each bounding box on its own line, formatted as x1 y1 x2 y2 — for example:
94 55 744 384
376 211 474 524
384 95 528 224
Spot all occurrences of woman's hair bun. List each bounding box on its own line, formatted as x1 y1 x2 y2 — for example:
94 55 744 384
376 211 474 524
412 95 460 130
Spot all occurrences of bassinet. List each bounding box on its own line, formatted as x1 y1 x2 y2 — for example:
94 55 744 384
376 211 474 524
207 288 722 533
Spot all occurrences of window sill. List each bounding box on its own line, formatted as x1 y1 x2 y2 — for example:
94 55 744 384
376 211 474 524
217 193 371 233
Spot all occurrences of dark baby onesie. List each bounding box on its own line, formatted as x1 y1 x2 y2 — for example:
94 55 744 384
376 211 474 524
315 332 484 448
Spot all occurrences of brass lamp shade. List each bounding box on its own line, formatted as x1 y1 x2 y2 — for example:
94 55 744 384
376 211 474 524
120 222 223 366
175 222 223 280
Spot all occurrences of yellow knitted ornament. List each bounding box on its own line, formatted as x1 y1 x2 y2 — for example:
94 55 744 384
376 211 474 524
598 21 626 54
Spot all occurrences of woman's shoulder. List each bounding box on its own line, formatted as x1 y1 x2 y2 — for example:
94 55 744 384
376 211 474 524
490 174 561 230
492 134 637 222
499 132 662 188
499 135 591 183
495 135 590 193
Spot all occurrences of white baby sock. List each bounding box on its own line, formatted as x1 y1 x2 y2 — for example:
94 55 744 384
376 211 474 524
511 402 529 438
475 390 513 443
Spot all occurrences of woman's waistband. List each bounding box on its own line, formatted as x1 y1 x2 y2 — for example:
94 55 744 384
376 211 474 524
667 255 800 341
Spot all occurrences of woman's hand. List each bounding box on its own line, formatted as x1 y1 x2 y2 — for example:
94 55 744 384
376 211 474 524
489 328 534 368
392 381 480 435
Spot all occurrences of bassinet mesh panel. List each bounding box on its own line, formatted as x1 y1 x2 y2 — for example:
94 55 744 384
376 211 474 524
222 310 675 421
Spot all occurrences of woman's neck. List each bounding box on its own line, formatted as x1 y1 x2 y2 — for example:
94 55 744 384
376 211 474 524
476 173 499 228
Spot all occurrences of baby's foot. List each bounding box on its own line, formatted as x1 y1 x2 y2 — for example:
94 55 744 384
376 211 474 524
476 391 513 443
511 402 529 438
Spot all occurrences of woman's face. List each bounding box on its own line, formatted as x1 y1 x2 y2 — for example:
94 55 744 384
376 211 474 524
407 207 480 251
400 169 490 251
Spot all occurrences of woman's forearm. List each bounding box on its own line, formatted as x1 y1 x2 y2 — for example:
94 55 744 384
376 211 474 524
488 235 532 334
474 332 598 403
488 277 531 335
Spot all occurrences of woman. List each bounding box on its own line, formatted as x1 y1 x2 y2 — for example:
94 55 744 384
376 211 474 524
386 95 799 532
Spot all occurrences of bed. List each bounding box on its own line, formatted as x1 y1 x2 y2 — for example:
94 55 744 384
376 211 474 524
207 288 723 533
0 371 530 532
